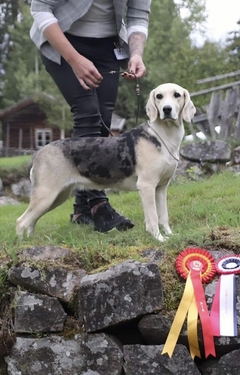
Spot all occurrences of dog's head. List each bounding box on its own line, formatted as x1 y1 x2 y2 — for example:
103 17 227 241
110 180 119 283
146 83 196 124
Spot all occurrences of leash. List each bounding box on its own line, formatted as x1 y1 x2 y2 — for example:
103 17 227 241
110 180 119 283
95 70 141 137
147 121 179 162
120 71 140 127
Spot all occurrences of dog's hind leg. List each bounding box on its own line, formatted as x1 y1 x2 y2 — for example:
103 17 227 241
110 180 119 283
48 186 73 211
137 180 164 241
16 189 54 237
16 186 72 237
155 184 172 235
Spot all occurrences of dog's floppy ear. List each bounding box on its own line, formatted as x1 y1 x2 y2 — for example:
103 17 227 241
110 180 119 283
146 89 158 123
182 89 196 123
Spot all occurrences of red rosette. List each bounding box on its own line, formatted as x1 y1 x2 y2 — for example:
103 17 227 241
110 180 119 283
176 247 216 283
215 255 240 275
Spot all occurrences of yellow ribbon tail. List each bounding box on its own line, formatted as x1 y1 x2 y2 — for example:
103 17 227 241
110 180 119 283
162 275 194 357
187 293 201 359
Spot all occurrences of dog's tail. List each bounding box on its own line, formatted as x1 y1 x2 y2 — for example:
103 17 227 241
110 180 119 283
28 152 37 178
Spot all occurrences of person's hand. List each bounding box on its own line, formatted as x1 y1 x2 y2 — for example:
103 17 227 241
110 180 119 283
70 54 103 90
122 54 146 79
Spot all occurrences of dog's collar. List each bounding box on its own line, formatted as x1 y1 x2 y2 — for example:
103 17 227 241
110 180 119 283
147 121 179 162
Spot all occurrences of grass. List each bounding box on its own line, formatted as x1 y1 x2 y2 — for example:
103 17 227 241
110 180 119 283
0 155 31 184
0 155 32 169
1 169 240 311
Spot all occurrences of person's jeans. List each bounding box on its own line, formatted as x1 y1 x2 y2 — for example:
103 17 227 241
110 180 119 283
41 34 121 212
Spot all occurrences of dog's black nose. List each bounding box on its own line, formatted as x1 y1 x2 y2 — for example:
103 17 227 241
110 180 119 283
163 105 172 115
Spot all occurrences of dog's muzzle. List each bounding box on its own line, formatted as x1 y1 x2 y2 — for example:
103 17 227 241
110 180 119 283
163 105 172 117
161 105 173 120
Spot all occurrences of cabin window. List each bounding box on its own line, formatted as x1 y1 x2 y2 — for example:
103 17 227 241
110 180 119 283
35 129 52 148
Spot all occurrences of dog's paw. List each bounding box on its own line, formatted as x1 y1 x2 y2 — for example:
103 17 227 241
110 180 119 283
161 225 172 236
16 226 24 238
155 233 165 242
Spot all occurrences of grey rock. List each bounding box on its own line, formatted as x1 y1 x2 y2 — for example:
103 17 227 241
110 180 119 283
200 349 240 375
5 334 123 375
11 178 31 197
174 158 203 181
9 265 86 303
180 140 231 163
0 178 3 196
20 245 73 262
217 349 240 375
199 358 220 375
0 356 7 375
141 248 165 265
14 291 67 333
0 196 19 206
79 260 163 332
138 314 188 347
232 145 240 164
123 344 201 374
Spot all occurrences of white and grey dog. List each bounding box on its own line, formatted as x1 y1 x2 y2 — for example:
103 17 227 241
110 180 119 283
16 83 196 241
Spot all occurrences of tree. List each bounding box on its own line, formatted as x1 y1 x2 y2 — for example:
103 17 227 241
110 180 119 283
2 1 38 104
0 0 30 103
1 1 73 129
226 20 240 64
0 1 19 68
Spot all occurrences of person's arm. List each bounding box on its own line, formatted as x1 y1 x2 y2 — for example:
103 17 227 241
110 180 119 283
123 0 151 79
43 23 103 89
127 32 147 78
31 7 102 90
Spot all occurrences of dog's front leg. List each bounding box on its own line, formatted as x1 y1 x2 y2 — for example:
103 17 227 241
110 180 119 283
155 184 172 235
137 180 164 241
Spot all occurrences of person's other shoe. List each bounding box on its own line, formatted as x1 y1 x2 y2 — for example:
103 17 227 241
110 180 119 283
70 213 93 225
92 202 134 233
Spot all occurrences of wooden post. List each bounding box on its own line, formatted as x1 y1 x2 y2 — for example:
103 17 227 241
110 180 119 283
30 127 34 150
235 110 240 139
35 51 39 93
220 87 238 139
61 105 65 139
5 122 10 157
18 128 23 154
207 92 222 140
60 129 65 139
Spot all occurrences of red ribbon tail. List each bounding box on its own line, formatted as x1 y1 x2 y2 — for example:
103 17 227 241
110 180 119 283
190 270 216 358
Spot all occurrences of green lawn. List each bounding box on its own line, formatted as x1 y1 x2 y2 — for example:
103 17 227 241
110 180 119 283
1 170 240 258
1 191 159 264
0 155 32 169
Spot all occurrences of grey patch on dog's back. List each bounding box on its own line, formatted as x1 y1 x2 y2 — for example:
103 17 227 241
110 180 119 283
51 123 161 184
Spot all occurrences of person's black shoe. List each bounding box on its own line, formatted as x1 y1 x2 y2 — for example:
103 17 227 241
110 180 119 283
70 213 93 225
93 203 134 233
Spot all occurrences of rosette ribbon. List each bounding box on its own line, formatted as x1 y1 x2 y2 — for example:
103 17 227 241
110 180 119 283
162 248 216 359
210 255 240 337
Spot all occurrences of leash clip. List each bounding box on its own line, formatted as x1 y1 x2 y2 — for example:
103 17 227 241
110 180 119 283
135 83 140 96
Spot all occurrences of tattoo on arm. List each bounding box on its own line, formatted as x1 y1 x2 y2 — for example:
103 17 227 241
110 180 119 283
128 32 147 57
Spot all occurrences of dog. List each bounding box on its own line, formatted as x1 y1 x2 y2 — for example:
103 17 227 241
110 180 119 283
16 83 196 241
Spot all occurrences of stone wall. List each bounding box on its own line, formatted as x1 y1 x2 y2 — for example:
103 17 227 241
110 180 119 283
1 245 240 374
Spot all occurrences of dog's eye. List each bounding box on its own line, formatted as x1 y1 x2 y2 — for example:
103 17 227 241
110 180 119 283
156 94 163 99
174 92 181 98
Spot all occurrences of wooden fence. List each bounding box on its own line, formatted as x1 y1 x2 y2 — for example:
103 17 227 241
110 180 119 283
190 70 240 140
